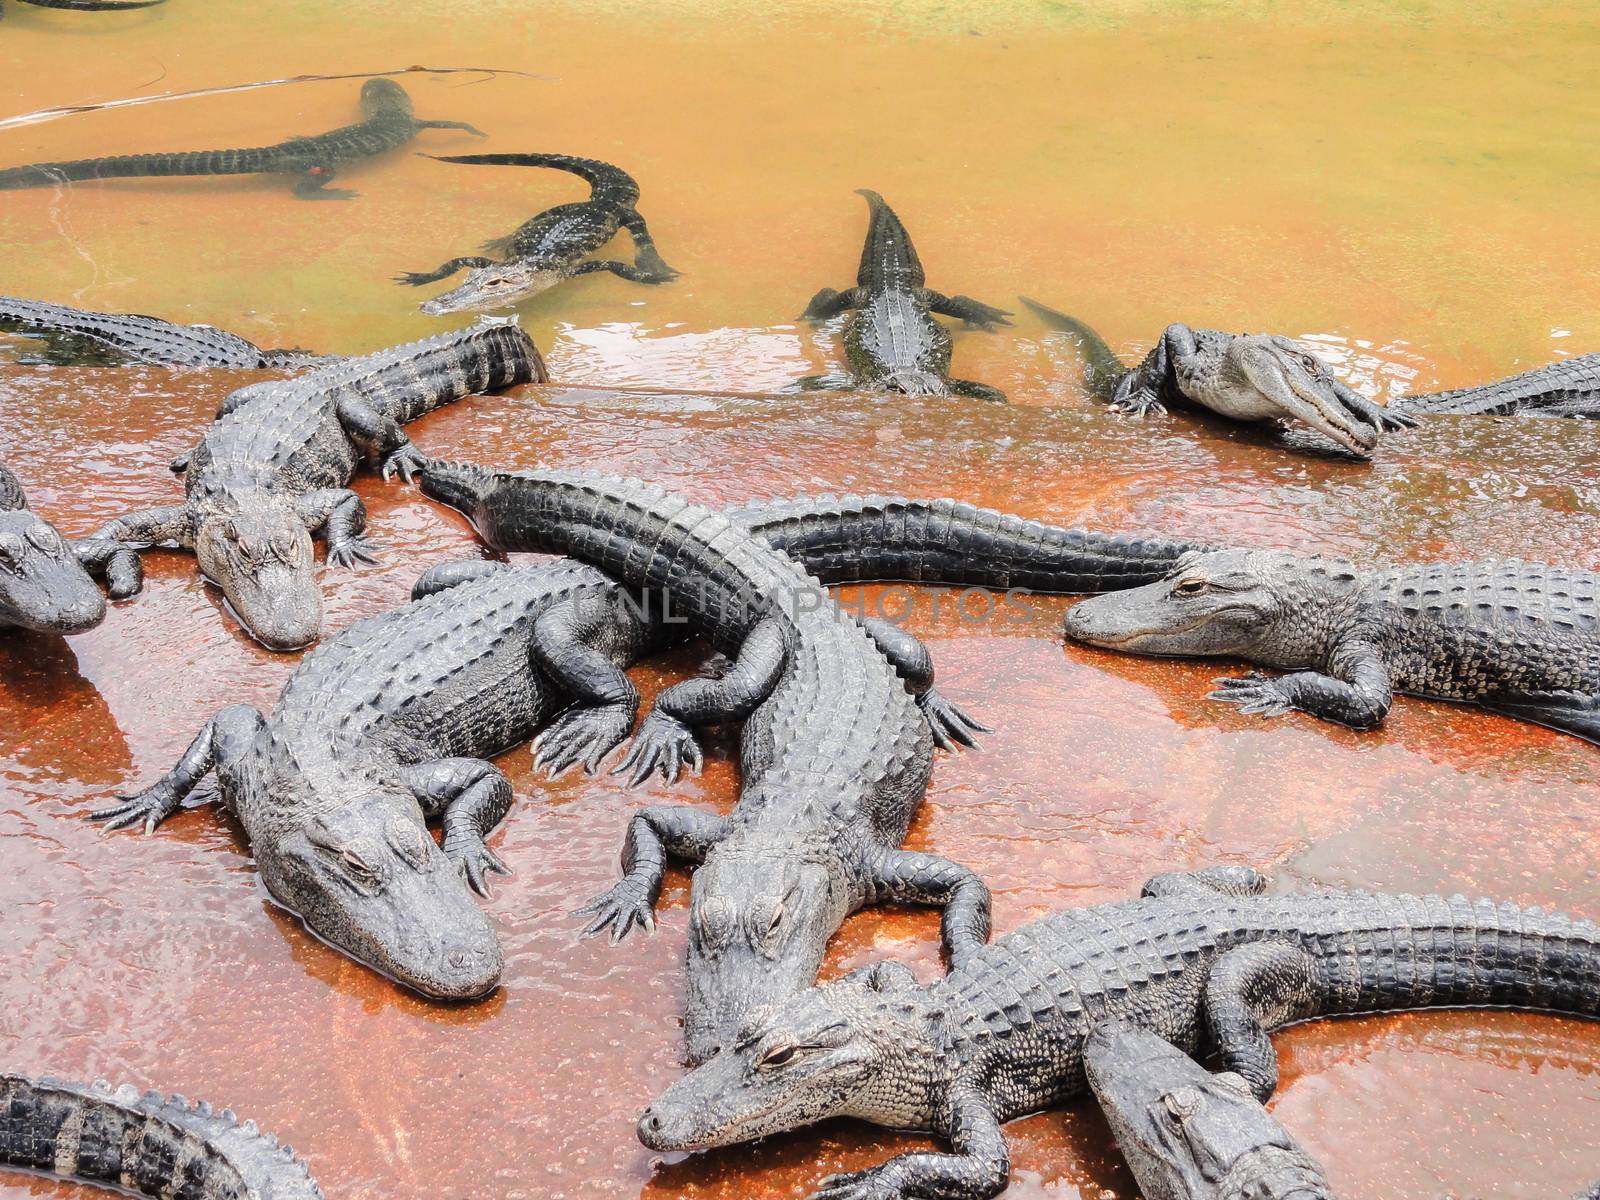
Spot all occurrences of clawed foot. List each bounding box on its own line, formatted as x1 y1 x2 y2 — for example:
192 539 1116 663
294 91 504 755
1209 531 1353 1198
533 704 634 778
325 537 381 569
394 272 436 288
90 783 181 834
573 879 656 942
1109 388 1166 419
920 689 990 752
1209 672 1295 718
612 711 703 787
443 826 511 898
809 1166 904 1200
382 444 428 482
76 541 144 599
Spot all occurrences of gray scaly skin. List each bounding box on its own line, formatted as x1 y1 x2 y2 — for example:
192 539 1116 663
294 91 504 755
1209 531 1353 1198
0 295 322 368
638 866 1600 1200
1020 298 1414 457
400 153 679 314
1 1072 322 1199
73 321 545 650
1064 548 1600 741
800 190 1010 402
0 79 483 199
0 461 104 634
1393 352 1600 418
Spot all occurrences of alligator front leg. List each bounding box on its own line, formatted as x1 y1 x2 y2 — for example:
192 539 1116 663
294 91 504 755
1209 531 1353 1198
411 559 511 599
530 595 644 777
948 378 1008 404
810 1087 1008 1200
296 488 378 568
921 290 1013 332
394 256 497 288
75 503 193 598
403 757 514 897
292 165 356 201
800 286 862 321
618 208 681 281
1202 941 1321 1100
90 704 263 833
857 616 989 751
576 805 729 942
865 847 992 968
333 394 425 481
1209 638 1393 730
1109 324 1188 418
570 258 677 286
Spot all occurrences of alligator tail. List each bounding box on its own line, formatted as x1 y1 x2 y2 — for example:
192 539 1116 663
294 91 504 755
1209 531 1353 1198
15 0 164 8
423 152 642 209
419 458 501 518
0 148 279 189
853 189 926 290
0 1073 323 1198
1019 297 1130 402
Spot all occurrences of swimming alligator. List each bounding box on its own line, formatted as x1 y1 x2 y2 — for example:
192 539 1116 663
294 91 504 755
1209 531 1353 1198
1392 352 1600 418
0 295 322 368
800 190 1010 401
0 78 483 199
399 153 678 314
1019 298 1414 457
1064 549 1600 741
1 1072 322 1198
637 866 1600 1200
73 321 545 650
0 461 105 634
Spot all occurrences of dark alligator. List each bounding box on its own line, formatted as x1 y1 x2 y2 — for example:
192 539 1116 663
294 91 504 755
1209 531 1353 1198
0 295 322 368
0 79 483 199
1 0 162 17
1064 549 1600 741
1 1072 322 1198
1020 298 1414 457
399 153 678 314
800 190 1010 401
0 460 105 634
637 866 1600 1200
1393 352 1600 418
73 321 545 650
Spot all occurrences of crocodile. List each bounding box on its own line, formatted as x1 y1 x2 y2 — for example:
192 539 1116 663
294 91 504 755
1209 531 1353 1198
636 866 1600 1200
0 78 483 199
73 321 545 651
101 493 1198 998
1392 353 1600 418
1064 548 1600 741
1 1072 322 1198
399 152 678 314
0 295 322 368
799 190 1010 401
1019 298 1414 457
0 460 105 634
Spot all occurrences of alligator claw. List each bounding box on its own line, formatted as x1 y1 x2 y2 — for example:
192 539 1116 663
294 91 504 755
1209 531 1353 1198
612 712 703 788
90 784 181 835
381 444 428 483
810 1166 904 1200
919 689 991 753
533 704 634 778
1109 388 1166 419
444 829 511 898
394 272 435 288
574 881 656 943
1208 673 1296 719
325 537 381 570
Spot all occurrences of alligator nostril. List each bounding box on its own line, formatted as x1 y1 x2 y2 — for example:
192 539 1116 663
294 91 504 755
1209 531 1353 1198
448 951 467 969
639 1111 662 1139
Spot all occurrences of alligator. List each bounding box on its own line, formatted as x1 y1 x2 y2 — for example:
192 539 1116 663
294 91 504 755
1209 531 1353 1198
0 295 322 368
0 460 105 634
1064 549 1600 741
636 866 1600 1200
1 0 162 17
799 190 1010 401
0 78 483 199
1019 298 1414 457
399 153 678 314
1 1072 322 1198
73 321 545 650
1392 352 1600 418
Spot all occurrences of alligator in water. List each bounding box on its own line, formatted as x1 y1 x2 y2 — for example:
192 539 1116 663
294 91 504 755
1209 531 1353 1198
637 866 1600 1200
1391 353 1600 418
0 295 323 368
399 153 679 313
1020 298 1414 457
0 79 483 199
1 1072 322 1198
73 321 545 650
0 461 105 634
1064 548 1600 741
1 0 161 17
799 190 1010 401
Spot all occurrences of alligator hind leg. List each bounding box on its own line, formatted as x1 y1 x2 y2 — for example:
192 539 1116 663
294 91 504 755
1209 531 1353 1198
923 291 1013 332
570 259 677 286
800 286 862 321
618 208 680 281
333 395 426 481
403 758 514 896
297 488 378 569
1142 865 1268 900
866 847 992 967
1210 638 1393 730
413 118 489 138
75 504 193 598
858 616 990 751
949 379 1008 404
410 559 511 599
394 256 497 288
575 805 729 942
1202 941 1322 1099
530 595 648 777
91 705 264 833
292 165 356 200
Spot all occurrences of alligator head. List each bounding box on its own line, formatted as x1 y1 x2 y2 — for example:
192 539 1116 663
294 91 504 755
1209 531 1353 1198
419 261 566 316
192 505 320 651
0 507 105 634
638 960 938 1150
1084 1020 1334 1200
359 77 413 119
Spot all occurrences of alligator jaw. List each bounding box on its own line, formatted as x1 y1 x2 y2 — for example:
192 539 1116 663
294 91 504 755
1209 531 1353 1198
0 508 106 634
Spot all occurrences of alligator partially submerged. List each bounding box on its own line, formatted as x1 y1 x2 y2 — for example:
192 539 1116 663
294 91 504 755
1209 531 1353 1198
1 0 162 17
637 867 1600 1200
0 79 483 199
800 190 1010 401
1064 549 1600 741
1393 352 1600 418
0 295 322 368
1020 298 1413 457
0 461 105 634
1 1072 322 1198
74 321 545 650
399 153 678 314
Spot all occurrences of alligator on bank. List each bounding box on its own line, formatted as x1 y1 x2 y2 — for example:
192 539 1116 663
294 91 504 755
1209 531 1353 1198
637 867 1600 1200
0 79 483 199
399 153 679 314
1 0 162 17
73 321 545 650
1020 298 1414 457
0 295 323 368
800 190 1010 401
1 1072 323 1198
1064 549 1600 741
1391 352 1600 418
0 460 105 634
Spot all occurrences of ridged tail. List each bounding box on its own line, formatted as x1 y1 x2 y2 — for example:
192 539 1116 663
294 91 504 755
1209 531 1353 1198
854 189 925 289
1019 297 1130 401
424 152 641 208
0 1073 323 1198
0 148 283 189
0 295 268 367
1396 352 1600 417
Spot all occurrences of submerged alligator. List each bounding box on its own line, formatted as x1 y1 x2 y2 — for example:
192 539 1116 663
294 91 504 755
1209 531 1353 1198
1065 549 1600 741
1391 352 1600 418
0 295 322 368
399 153 678 314
1020 298 1413 457
74 321 545 650
800 190 1010 401
0 461 104 634
637 867 1600 1200
0 79 482 199
1 1072 322 1198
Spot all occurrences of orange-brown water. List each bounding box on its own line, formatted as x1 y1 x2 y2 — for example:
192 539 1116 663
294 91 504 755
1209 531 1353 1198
3 3 1600 1200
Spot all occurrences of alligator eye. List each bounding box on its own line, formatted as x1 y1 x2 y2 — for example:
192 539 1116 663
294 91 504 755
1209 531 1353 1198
1172 578 1208 597
756 1045 798 1071
1299 353 1322 376
766 902 785 938
0 533 22 564
25 524 61 554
